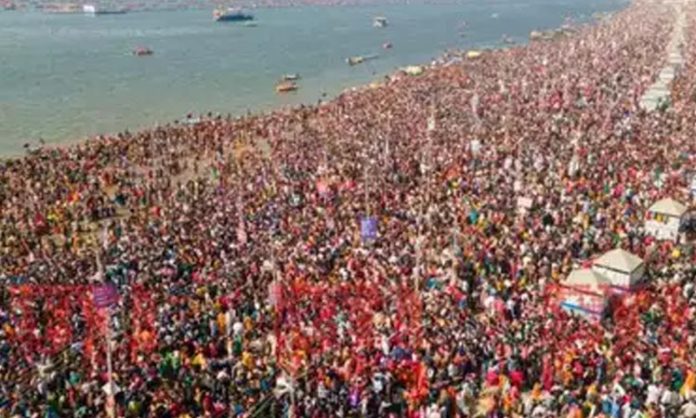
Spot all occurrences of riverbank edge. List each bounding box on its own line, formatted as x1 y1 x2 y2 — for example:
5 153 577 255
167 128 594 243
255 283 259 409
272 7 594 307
0 7 623 161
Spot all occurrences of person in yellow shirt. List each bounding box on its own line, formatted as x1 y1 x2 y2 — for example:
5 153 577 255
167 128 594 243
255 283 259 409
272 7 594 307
217 312 227 335
681 369 696 397
244 315 254 332
242 350 254 369
192 352 207 369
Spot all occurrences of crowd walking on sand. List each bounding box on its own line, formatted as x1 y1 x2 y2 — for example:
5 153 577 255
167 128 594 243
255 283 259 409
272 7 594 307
1 0 696 417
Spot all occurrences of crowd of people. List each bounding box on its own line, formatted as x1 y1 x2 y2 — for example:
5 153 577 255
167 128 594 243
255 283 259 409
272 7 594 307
1 0 695 416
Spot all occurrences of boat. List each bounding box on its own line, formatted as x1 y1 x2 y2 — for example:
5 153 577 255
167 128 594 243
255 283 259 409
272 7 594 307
382 42 392 50
83 4 127 15
243 21 258 27
282 74 300 81
346 54 377 66
214 7 253 22
42 3 81 14
133 47 153 56
373 16 388 28
276 81 298 93
490 12 499 19
501 34 515 44
347 56 364 66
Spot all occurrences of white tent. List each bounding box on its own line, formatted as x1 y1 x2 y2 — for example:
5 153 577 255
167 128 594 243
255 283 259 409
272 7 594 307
650 198 687 217
563 269 610 293
639 84 670 111
668 52 684 66
559 269 609 318
403 65 424 76
592 248 645 290
646 198 687 241
658 67 676 83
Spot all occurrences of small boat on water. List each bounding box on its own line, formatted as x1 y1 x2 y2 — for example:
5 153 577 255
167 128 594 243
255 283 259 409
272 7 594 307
373 16 388 28
243 21 258 27
382 42 392 49
282 74 300 81
346 54 378 66
42 3 81 14
83 4 127 15
214 7 253 22
133 47 153 56
490 12 499 19
276 81 298 93
347 56 364 66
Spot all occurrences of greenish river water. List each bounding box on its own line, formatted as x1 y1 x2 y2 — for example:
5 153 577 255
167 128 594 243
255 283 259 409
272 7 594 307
0 0 627 156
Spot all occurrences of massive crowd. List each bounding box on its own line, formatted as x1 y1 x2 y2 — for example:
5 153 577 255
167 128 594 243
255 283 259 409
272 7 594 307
1 0 695 417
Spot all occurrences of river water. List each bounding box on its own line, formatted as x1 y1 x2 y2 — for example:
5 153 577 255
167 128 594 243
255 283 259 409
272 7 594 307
0 0 627 156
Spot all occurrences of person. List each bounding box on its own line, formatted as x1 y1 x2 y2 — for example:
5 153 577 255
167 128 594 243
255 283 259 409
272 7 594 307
1 1 695 416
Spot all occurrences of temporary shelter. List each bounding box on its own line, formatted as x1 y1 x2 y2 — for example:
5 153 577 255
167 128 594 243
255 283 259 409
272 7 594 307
559 269 609 318
645 198 688 241
592 248 645 290
403 66 424 76
658 66 676 83
466 50 482 59
639 84 670 111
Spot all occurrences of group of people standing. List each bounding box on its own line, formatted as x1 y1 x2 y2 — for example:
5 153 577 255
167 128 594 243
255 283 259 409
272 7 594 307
1 0 695 417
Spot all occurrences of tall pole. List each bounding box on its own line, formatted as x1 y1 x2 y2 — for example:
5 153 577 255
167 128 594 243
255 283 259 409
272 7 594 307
289 374 296 418
97 251 116 418
364 158 370 217
380 134 390 212
105 307 115 418
416 111 435 292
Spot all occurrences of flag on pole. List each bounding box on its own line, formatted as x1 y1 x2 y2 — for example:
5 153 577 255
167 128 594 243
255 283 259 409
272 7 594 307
93 284 119 309
268 281 282 307
236 222 248 244
427 114 436 132
360 216 378 242
236 194 247 244
100 225 109 250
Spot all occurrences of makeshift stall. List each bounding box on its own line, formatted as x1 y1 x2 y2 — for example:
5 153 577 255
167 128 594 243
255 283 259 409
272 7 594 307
639 83 670 111
645 198 688 241
592 248 645 291
558 269 609 318
403 65 424 76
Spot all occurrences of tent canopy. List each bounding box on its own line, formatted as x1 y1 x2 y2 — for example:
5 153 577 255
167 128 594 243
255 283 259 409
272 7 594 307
649 198 687 217
466 50 482 59
563 268 610 289
403 66 424 76
594 248 643 273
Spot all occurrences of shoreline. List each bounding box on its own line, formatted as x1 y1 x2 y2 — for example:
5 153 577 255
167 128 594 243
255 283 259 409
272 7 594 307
0 7 618 161
3 0 695 415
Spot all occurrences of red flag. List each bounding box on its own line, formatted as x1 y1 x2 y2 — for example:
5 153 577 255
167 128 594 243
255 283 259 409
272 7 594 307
236 222 247 244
